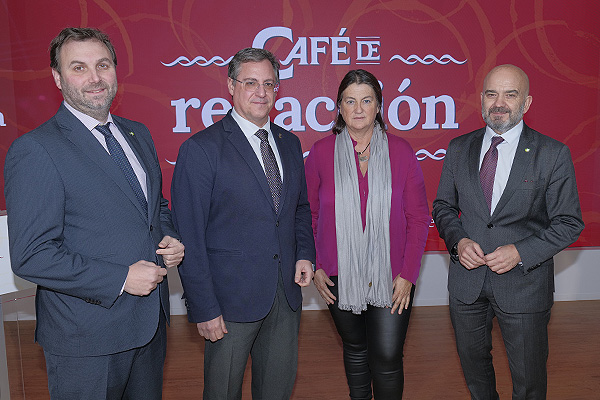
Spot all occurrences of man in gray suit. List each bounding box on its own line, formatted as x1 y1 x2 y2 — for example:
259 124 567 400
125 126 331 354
4 27 184 399
433 64 584 399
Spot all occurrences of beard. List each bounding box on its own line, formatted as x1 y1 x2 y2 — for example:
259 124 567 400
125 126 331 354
60 78 117 120
482 101 526 134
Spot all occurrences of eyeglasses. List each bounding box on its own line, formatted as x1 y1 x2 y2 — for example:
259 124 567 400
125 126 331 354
232 78 279 93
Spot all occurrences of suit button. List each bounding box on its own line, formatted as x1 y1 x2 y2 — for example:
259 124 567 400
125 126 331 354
273 254 279 260
487 223 494 229
275 221 279 227
150 225 154 231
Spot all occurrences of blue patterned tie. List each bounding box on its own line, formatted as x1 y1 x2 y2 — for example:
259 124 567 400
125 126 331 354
96 123 148 217
480 136 504 212
255 129 282 214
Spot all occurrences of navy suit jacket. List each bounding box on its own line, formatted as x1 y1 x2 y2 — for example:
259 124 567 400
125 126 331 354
4 103 178 356
432 123 584 313
171 111 315 323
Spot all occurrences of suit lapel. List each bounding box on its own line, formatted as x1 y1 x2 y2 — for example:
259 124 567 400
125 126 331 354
223 115 277 213
55 106 148 221
492 124 535 217
467 129 490 216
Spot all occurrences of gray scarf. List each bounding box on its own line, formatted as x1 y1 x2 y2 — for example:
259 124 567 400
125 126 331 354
334 125 392 314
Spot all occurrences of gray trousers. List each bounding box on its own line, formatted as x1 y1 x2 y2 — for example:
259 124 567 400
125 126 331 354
450 268 551 400
203 271 301 400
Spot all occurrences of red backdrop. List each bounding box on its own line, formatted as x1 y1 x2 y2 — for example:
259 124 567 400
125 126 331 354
1 0 598 251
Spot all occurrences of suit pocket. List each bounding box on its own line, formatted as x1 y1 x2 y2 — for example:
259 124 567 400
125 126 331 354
206 248 243 257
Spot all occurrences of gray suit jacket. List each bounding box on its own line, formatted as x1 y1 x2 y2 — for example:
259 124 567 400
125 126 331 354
4 103 179 356
432 123 584 313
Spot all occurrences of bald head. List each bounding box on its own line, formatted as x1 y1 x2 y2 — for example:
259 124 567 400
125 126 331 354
484 64 530 97
481 64 532 134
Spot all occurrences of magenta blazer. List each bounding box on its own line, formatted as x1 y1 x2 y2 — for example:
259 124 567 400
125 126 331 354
305 133 430 284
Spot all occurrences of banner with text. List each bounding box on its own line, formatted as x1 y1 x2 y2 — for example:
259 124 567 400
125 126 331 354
1 0 598 250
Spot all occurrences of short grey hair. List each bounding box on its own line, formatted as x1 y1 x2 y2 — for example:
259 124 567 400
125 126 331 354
227 48 280 84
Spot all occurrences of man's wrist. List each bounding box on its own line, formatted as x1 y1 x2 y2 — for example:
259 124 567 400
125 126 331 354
450 242 459 261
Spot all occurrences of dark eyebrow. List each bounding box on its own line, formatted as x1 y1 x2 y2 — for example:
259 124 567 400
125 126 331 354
68 57 112 67
484 89 519 95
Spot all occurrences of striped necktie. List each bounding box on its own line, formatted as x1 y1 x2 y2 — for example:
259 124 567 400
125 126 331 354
255 129 282 214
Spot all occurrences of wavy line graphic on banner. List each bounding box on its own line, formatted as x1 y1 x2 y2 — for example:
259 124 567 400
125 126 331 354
389 54 467 65
161 56 233 67
415 148 446 161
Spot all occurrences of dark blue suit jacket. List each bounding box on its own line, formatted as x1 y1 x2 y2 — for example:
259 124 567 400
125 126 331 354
4 103 178 356
171 111 315 323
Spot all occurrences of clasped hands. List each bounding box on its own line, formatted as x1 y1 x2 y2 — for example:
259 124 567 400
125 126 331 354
124 236 184 296
457 237 520 274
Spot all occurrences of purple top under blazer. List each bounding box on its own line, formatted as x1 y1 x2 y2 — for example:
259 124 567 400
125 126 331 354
305 132 430 284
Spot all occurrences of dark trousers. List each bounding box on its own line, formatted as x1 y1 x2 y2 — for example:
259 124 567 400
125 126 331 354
328 276 415 400
44 311 167 400
449 269 551 400
203 271 301 400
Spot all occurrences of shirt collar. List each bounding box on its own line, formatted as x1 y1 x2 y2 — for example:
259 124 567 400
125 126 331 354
485 120 523 145
231 107 271 140
63 101 114 132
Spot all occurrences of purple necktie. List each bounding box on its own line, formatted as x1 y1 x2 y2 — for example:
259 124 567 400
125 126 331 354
479 136 504 212
256 129 282 214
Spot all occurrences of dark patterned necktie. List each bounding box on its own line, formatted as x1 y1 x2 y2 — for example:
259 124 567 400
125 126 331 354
255 129 282 214
96 122 148 217
479 136 504 212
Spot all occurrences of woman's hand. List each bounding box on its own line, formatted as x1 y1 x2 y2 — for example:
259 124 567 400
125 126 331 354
313 269 336 305
391 276 413 314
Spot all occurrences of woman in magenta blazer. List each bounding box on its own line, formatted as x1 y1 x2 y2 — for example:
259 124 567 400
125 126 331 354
305 69 430 399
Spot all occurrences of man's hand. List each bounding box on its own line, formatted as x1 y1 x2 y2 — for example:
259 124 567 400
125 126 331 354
156 236 185 268
295 259 314 287
124 260 167 296
197 315 228 342
457 238 486 270
391 276 413 314
313 269 336 305
485 244 521 274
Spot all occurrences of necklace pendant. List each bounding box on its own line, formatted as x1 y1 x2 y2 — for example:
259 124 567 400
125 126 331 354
358 155 369 162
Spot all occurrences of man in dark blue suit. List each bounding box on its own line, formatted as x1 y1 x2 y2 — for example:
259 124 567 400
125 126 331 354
4 27 184 399
171 48 315 399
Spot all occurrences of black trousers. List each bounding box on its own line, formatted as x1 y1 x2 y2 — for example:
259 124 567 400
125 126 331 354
328 276 415 400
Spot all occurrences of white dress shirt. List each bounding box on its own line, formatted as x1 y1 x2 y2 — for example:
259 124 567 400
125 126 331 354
231 108 284 181
63 101 148 200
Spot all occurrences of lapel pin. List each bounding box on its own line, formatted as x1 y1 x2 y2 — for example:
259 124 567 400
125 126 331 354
278 133 282 139
129 131 135 136
525 148 530 152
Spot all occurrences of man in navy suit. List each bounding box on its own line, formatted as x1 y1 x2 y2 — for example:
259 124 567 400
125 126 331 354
4 27 184 399
171 48 315 399
433 65 584 399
